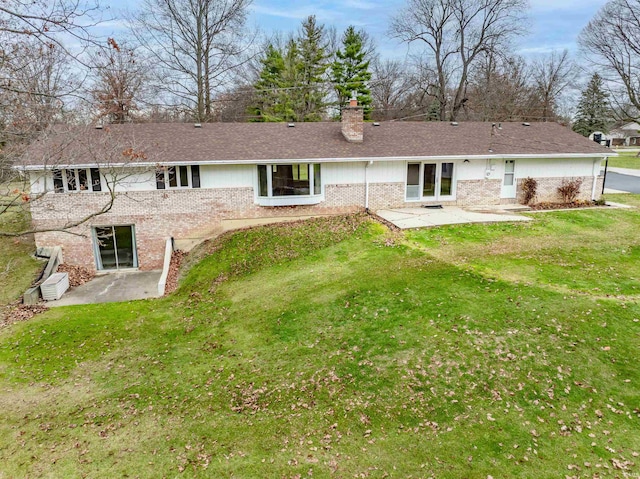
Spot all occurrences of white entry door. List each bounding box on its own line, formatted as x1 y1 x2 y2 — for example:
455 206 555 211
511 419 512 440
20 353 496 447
501 160 516 198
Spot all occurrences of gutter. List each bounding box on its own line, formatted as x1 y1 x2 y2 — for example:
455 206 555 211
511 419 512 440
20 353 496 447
16 152 616 171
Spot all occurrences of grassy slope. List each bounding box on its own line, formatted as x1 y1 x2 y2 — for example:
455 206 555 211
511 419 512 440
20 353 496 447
609 151 640 169
0 210 41 305
0 211 639 478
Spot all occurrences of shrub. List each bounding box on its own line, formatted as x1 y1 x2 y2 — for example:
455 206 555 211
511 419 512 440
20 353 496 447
557 178 583 204
521 177 538 205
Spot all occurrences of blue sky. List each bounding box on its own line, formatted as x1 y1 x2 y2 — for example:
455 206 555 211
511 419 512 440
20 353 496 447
103 0 609 60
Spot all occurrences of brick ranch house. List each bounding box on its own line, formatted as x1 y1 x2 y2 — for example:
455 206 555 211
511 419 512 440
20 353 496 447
22 102 611 272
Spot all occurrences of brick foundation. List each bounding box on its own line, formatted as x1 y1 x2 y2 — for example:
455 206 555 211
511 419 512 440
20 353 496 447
32 187 361 271
516 176 601 204
32 175 604 271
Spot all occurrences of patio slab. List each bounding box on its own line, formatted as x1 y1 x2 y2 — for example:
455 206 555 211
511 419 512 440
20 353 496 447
377 206 531 229
47 270 162 307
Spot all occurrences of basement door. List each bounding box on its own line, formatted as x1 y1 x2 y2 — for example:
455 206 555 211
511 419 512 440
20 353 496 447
93 225 138 270
501 160 517 198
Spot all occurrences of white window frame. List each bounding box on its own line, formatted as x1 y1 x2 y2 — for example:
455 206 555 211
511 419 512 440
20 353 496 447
160 165 194 189
405 161 456 201
54 168 103 193
255 163 324 206
92 224 138 271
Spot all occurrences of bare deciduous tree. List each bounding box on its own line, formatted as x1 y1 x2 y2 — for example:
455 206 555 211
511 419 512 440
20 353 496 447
579 0 640 120
3 126 154 237
466 52 529 121
89 40 148 124
370 59 431 121
0 0 103 181
390 0 528 121
529 49 576 121
130 0 254 122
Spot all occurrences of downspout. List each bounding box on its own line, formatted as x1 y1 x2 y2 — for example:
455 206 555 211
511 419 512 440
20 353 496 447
365 160 373 212
601 157 609 196
592 157 604 201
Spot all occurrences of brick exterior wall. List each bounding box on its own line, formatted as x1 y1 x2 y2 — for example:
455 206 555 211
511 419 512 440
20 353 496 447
516 176 601 204
457 179 503 206
367 180 504 209
32 174 603 272
32 187 361 271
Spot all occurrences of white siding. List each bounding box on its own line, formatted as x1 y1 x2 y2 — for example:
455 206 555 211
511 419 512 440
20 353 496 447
29 171 48 194
368 161 406 183
455 160 488 181
112 170 156 192
508 158 601 179
200 164 254 188
322 162 366 184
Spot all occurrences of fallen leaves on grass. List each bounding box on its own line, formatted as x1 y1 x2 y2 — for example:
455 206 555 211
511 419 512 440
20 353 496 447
1 301 48 327
529 201 598 210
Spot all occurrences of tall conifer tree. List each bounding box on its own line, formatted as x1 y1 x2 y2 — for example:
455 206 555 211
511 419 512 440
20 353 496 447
298 15 329 121
572 73 611 137
331 26 373 119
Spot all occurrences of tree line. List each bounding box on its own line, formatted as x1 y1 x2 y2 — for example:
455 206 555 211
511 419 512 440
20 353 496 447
2 0 640 156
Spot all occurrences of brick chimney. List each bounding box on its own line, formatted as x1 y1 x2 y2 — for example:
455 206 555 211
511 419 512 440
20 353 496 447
341 95 364 143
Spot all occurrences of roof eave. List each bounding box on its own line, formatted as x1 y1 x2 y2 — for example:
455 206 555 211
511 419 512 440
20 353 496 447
17 151 615 171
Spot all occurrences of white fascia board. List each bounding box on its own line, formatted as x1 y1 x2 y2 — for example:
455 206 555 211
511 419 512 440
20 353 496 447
17 152 615 171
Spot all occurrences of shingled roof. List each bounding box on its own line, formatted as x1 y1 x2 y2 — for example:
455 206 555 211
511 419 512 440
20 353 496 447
22 121 612 168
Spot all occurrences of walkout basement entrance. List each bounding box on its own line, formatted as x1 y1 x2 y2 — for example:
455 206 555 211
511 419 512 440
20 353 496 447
93 225 138 270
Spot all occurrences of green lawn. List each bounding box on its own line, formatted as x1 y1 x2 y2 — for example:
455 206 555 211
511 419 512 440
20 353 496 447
0 209 639 478
0 209 41 306
608 150 640 169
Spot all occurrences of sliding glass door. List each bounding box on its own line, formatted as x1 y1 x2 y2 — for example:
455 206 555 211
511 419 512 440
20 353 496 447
94 225 137 270
406 162 455 200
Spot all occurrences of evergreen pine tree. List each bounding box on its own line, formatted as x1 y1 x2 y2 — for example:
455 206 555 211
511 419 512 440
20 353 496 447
427 100 440 121
572 73 611 137
281 39 304 121
250 44 286 122
331 26 373 119
298 15 329 121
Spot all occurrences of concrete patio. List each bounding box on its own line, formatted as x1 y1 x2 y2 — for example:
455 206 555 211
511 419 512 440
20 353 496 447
47 270 162 307
377 206 532 229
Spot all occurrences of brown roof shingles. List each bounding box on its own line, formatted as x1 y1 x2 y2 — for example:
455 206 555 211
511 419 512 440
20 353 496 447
23 121 612 167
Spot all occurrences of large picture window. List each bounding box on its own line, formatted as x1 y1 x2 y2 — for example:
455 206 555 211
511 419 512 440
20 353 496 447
406 162 455 200
256 163 322 206
156 165 201 189
272 164 310 196
52 168 102 193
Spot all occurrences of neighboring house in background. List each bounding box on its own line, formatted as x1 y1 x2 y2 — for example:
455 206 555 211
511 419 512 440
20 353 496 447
606 122 640 146
22 101 611 272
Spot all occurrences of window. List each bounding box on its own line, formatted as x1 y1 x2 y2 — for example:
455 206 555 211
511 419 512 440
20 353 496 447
156 169 166 189
191 165 201 188
66 169 78 191
90 168 102 192
258 165 268 197
273 164 310 196
504 160 515 186
53 168 102 193
405 162 455 200
52 169 64 193
313 164 321 195
168 166 178 187
256 163 322 206
156 165 201 189
94 225 137 270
